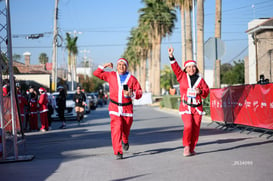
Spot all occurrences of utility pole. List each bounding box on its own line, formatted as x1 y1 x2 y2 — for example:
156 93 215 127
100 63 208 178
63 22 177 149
51 0 59 92
214 0 222 88
80 49 90 80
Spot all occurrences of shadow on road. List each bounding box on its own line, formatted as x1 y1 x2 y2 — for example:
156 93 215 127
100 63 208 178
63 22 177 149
197 139 273 155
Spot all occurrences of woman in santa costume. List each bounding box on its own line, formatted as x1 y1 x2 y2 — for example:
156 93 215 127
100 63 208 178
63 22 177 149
38 87 49 132
93 58 142 159
168 47 209 157
16 83 27 130
29 93 38 131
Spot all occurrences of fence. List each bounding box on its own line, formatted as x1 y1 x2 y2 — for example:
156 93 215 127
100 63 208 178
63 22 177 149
210 83 273 130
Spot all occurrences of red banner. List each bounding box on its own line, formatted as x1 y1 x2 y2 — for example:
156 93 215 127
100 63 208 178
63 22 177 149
210 87 233 123
210 84 273 130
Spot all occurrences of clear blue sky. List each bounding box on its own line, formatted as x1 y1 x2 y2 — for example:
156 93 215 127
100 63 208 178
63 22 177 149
9 0 273 70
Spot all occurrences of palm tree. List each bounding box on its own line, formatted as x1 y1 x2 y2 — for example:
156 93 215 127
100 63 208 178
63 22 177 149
65 32 78 90
168 0 204 75
126 26 151 92
12 54 21 62
39 53 49 70
167 0 189 65
39 53 49 64
184 0 193 61
123 41 138 76
139 0 176 95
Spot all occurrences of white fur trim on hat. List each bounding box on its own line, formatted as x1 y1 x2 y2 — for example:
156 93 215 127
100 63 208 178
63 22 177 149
184 60 196 68
117 58 129 67
39 87 46 92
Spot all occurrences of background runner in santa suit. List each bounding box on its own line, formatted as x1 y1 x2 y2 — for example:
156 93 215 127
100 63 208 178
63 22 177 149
38 87 49 132
168 47 209 157
16 83 27 130
93 58 142 160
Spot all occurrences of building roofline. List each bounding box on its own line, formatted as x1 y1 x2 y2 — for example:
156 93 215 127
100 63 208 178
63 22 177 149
246 17 273 34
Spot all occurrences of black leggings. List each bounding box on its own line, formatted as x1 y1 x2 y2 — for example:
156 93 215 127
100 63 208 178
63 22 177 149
76 111 84 122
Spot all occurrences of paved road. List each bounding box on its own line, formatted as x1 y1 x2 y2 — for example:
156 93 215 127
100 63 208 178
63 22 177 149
1 105 273 181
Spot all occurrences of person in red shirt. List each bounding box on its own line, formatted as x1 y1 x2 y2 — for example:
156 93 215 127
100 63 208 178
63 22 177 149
168 47 209 157
16 83 27 130
29 93 38 131
38 87 49 132
2 79 9 97
93 58 142 159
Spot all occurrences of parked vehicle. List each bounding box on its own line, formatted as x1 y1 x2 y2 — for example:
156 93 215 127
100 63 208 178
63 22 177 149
51 91 90 120
87 93 98 110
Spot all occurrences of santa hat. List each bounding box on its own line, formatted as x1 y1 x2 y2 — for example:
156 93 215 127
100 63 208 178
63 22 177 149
39 87 46 92
117 58 129 67
184 60 196 69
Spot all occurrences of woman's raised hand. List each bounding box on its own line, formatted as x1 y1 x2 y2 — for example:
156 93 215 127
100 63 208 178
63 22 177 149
168 46 174 58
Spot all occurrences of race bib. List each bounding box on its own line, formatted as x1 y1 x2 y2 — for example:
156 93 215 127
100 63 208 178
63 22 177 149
187 88 196 98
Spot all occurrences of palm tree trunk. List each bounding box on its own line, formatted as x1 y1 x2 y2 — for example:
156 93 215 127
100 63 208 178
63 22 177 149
154 32 161 96
74 55 78 84
197 0 204 77
147 48 152 92
151 41 156 95
136 63 140 82
72 54 77 90
68 54 72 82
185 3 193 61
140 55 146 92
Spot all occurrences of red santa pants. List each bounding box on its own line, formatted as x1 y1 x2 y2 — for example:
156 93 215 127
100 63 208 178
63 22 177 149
181 107 202 153
40 112 48 130
20 115 25 129
110 114 133 155
30 113 38 130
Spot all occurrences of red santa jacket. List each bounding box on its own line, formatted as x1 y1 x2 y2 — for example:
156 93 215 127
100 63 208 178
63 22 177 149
3 85 8 96
38 93 48 113
170 60 209 115
17 92 27 117
29 98 38 115
93 66 142 117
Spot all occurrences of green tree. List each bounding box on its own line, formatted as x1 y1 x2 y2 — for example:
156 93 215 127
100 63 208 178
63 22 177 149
39 53 49 64
65 32 78 90
167 0 193 64
160 65 178 91
77 74 106 93
139 0 177 95
1 52 20 74
221 60 244 85
220 63 232 81
123 25 151 92
12 54 21 62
